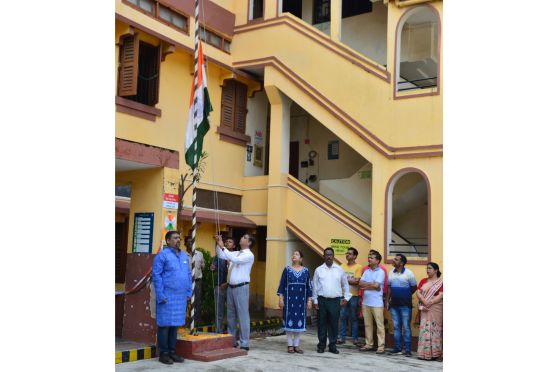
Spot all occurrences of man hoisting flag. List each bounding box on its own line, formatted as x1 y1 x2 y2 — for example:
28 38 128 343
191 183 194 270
185 1 213 335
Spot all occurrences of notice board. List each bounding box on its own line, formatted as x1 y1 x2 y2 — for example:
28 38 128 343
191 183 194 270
132 212 154 253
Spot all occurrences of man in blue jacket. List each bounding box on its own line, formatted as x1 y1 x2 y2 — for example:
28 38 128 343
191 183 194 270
152 231 192 364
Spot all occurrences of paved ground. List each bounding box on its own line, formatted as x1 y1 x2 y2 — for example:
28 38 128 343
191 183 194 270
116 329 442 371
116 339 153 352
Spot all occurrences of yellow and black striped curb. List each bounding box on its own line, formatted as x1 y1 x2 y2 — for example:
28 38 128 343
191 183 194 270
115 319 282 364
190 317 282 333
250 318 282 329
115 345 156 364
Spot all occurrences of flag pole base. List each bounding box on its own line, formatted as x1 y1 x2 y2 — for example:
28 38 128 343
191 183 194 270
175 332 247 362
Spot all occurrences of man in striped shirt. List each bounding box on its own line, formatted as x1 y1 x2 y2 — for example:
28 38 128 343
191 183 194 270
386 253 417 357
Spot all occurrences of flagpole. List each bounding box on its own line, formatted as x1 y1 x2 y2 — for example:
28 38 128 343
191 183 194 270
189 0 201 336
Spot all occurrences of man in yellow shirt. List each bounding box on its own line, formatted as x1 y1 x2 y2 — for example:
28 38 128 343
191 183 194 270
338 247 363 345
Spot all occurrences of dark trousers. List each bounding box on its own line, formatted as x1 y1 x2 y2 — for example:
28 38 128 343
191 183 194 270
157 326 178 354
192 278 202 325
317 296 341 350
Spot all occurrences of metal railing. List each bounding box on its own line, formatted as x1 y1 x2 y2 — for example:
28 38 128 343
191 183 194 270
398 76 438 91
389 243 428 257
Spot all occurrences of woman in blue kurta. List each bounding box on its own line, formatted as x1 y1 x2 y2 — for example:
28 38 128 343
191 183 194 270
277 250 313 354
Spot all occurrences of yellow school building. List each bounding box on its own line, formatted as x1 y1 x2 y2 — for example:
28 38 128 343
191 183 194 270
115 0 442 345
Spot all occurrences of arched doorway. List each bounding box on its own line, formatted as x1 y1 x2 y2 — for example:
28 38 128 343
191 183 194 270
385 169 430 262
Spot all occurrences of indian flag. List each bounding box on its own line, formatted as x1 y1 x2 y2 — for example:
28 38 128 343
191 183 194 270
185 41 213 171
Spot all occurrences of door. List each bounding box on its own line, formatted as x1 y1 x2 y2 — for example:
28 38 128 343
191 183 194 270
289 141 299 179
115 219 128 337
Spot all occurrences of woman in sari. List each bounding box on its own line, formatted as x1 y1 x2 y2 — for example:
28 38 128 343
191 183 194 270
416 262 443 361
277 250 313 354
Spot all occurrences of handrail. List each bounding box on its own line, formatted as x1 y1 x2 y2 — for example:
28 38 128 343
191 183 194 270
234 13 390 82
398 76 438 91
233 56 443 159
286 220 342 265
398 77 438 85
389 243 428 247
287 175 371 239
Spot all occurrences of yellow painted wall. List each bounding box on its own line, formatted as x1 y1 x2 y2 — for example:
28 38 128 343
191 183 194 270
176 219 267 301
233 5 442 148
242 175 269 226
116 168 165 254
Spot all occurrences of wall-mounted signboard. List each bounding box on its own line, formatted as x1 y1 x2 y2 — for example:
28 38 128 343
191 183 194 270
132 212 154 253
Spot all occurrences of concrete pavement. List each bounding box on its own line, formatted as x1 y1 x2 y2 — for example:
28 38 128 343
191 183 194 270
115 329 442 372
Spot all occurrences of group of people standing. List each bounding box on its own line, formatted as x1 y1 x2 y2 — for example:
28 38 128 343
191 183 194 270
276 247 443 361
150 230 442 365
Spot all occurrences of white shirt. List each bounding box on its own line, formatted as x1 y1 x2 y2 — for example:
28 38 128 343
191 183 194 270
361 266 384 307
312 263 352 304
216 246 254 285
190 250 205 279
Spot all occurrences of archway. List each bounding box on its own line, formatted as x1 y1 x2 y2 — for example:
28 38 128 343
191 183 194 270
396 6 440 92
385 169 430 262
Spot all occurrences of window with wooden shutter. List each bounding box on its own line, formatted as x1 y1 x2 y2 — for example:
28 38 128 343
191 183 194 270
234 83 247 133
221 80 235 129
218 79 251 145
118 34 139 97
118 40 161 107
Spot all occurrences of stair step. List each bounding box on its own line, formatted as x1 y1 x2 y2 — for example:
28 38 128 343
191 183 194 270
189 348 248 362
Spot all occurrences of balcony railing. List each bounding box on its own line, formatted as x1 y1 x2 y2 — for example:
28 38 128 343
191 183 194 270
397 76 438 91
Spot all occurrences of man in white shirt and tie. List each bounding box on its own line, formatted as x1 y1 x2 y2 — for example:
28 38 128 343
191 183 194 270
312 247 351 354
215 234 255 351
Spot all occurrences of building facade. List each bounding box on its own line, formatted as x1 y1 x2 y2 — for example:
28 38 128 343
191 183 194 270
115 0 442 345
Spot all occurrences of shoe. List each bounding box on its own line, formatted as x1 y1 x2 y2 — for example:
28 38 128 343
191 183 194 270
158 353 174 365
240 346 250 351
336 339 345 345
169 353 184 363
404 351 412 357
288 346 295 353
376 349 385 354
389 349 403 355
294 347 304 354
317 348 325 353
329 348 340 354
234 342 239 348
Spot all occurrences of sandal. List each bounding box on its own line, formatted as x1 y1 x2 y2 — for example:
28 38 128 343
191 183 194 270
294 347 304 354
359 346 374 352
288 346 295 353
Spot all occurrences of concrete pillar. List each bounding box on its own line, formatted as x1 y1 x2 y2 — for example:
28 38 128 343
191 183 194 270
116 166 180 343
330 0 342 42
263 85 292 316
265 0 278 20
370 164 388 255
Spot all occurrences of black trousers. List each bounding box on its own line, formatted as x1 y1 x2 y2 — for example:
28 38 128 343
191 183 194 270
317 296 341 350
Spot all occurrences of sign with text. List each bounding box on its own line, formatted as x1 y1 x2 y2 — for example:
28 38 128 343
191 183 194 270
330 238 351 255
163 193 179 209
132 212 154 253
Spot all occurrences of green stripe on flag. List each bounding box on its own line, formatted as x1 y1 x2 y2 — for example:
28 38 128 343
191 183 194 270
186 87 212 171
